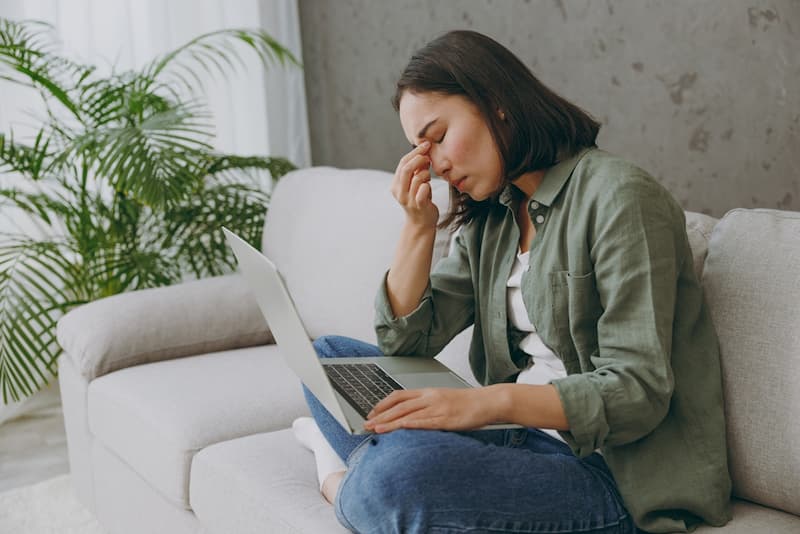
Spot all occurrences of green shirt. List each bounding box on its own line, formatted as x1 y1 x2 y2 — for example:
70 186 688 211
374 148 732 532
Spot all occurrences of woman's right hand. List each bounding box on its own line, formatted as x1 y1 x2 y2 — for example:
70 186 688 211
391 140 439 229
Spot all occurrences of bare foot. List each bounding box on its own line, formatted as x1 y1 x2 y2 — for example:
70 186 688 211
321 470 346 504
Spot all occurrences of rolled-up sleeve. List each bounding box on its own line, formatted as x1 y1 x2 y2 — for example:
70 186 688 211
375 229 475 357
552 181 683 457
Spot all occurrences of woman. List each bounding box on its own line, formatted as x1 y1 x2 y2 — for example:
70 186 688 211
293 30 731 533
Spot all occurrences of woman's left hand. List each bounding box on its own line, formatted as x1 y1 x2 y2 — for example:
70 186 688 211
364 387 501 433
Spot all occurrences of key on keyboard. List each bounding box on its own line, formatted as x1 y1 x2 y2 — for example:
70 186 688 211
324 363 404 419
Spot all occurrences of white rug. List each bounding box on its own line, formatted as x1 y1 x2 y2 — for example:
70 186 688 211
0 474 105 534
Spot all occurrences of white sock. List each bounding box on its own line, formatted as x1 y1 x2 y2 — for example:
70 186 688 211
292 417 346 491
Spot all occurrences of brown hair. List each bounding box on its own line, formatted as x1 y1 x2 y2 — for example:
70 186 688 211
392 30 600 229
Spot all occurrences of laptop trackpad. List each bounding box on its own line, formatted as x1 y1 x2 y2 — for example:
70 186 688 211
394 372 471 389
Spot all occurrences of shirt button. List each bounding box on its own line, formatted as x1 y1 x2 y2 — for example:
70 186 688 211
530 201 540 210
535 215 545 224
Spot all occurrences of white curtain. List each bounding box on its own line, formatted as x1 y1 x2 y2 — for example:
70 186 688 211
0 0 309 165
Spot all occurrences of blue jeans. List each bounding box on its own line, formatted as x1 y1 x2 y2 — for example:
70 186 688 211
304 335 639 534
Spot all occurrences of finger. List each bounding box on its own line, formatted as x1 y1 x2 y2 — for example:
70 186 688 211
395 140 431 172
367 396 428 427
396 156 430 203
394 151 430 197
414 181 432 208
403 155 430 182
368 389 420 417
373 413 441 433
412 168 431 183
407 170 431 207
395 154 429 186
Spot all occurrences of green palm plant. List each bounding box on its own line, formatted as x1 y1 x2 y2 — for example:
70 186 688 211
0 18 298 403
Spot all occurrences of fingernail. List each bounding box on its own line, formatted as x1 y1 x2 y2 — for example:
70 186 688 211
421 140 430 147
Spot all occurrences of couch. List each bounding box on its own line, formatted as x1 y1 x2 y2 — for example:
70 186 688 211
56 166 800 533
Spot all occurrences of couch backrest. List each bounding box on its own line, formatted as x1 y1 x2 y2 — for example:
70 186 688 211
702 208 800 516
262 167 451 343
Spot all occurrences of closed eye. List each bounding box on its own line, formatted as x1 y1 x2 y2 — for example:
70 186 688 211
411 132 445 149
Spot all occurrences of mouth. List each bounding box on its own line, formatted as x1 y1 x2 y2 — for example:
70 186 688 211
451 176 468 192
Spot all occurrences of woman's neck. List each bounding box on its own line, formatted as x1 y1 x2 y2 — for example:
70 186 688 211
510 169 546 199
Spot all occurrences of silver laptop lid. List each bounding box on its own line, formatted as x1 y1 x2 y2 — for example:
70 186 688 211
221 227 350 430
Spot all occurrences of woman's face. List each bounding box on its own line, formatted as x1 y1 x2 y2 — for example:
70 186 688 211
398 91 504 201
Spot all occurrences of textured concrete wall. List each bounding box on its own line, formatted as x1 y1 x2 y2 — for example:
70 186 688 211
298 0 799 216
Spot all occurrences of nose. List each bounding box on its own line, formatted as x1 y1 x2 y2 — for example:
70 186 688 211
428 147 451 179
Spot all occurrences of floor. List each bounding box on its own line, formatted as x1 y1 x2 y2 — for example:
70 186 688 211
0 381 70 493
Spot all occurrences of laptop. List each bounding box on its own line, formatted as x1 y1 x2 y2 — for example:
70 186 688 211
222 227 519 434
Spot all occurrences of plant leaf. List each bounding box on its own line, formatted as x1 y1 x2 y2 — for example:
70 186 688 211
0 238 83 403
0 19 90 119
145 28 300 96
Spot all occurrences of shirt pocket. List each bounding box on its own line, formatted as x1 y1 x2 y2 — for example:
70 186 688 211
549 270 603 360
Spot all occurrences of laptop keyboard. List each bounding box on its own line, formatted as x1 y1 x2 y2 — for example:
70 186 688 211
324 363 404 419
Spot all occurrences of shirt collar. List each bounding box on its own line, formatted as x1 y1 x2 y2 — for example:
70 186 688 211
533 147 593 206
499 147 594 208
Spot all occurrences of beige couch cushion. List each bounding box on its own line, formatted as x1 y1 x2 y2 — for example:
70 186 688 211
262 167 451 344
702 208 800 515
87 345 308 509
57 275 271 380
190 429 349 534
694 500 800 533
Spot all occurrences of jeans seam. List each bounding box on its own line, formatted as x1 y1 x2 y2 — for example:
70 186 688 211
581 460 629 522
344 433 374 466
426 512 632 533
333 470 357 532
334 434 375 531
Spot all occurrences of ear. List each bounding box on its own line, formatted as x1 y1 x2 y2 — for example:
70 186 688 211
497 108 506 121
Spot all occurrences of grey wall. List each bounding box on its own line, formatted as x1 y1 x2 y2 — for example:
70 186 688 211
298 0 799 216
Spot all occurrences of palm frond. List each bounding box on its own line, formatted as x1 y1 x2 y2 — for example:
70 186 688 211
205 154 295 183
145 29 300 96
65 101 215 208
0 18 91 119
0 129 54 180
161 181 269 277
158 154 293 277
0 238 82 403
77 72 177 130
0 186 71 226
78 75 137 128
91 245 180 295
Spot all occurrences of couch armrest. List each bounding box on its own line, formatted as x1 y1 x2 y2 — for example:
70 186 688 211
56 274 273 381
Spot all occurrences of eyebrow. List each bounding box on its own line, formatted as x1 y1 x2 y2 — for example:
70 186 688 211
411 118 438 147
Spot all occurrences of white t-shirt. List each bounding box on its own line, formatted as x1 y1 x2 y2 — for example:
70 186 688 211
507 249 567 443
